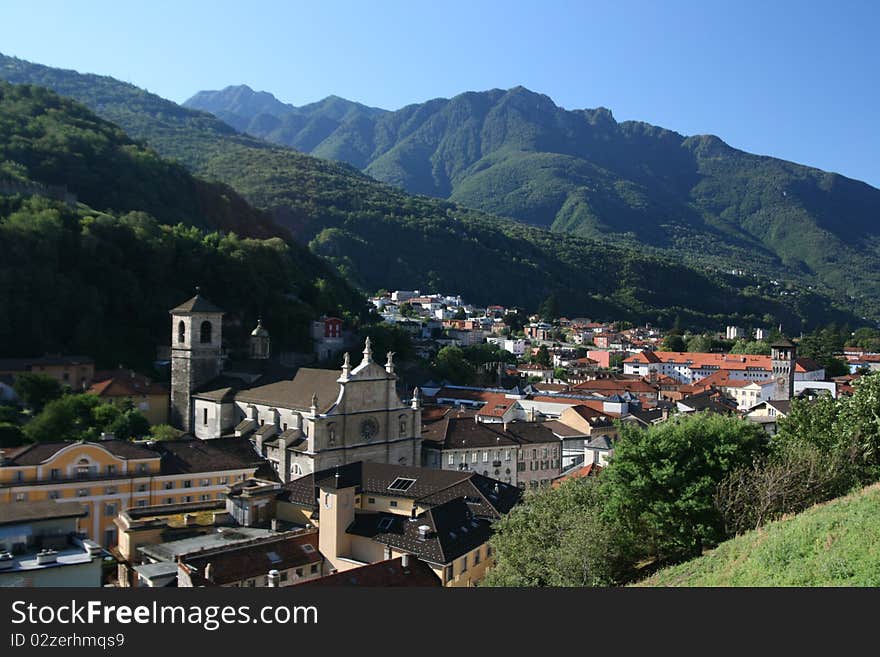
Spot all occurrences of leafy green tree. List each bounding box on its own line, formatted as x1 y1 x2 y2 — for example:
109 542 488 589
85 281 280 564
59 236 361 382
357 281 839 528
686 334 713 352
484 478 635 586
538 295 559 322
23 393 150 442
453 308 467 320
0 404 20 424
533 345 551 366
661 334 686 352
13 373 63 411
433 346 476 385
601 414 768 562
149 424 181 441
729 339 771 355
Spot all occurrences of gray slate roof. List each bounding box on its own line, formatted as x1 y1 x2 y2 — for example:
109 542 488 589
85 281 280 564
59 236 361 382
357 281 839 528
169 294 224 314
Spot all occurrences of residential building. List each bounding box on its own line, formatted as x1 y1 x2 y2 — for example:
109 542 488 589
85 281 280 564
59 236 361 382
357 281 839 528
280 461 521 586
177 529 325 587
299 554 440 587
0 437 260 549
421 415 562 488
0 500 103 587
0 355 95 391
88 368 169 426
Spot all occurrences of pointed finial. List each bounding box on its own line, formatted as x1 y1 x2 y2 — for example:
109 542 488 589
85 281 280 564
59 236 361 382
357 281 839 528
343 352 350 367
311 393 318 412
411 387 421 410
363 336 373 362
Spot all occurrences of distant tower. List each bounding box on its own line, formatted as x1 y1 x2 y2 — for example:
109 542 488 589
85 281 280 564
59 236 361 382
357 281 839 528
169 289 224 432
250 319 270 360
770 337 796 401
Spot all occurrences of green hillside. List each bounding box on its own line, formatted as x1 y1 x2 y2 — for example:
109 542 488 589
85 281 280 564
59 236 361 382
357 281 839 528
0 83 366 367
637 483 880 586
0 53 862 329
186 84 880 320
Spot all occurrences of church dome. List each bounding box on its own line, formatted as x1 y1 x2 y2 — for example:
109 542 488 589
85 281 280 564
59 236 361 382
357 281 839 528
251 319 270 337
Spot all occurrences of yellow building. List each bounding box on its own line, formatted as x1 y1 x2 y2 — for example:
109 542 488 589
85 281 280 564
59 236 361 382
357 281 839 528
87 368 169 426
0 355 95 391
0 438 261 548
280 461 521 587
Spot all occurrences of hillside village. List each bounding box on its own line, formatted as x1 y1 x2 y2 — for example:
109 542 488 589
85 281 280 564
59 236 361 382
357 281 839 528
1 285 877 588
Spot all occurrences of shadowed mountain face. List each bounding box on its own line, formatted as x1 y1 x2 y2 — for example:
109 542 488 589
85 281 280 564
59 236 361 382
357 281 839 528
186 84 880 319
0 51 866 329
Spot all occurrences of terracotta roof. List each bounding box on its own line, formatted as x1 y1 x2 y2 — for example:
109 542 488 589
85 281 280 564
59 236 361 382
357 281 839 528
299 556 440 587
88 369 168 397
572 379 657 394
475 394 515 417
625 350 823 373
552 463 602 487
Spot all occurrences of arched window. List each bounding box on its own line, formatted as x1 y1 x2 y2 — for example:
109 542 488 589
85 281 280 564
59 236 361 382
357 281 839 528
327 423 336 445
200 320 212 344
399 415 408 437
178 320 185 344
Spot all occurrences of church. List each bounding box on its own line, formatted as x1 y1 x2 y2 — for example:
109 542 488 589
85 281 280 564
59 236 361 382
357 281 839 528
169 292 422 483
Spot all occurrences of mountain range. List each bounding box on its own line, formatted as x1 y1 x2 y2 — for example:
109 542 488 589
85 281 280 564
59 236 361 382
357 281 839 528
0 52 867 334
185 84 880 321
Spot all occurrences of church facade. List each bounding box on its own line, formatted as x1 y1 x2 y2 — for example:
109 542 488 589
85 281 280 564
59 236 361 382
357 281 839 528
169 293 422 482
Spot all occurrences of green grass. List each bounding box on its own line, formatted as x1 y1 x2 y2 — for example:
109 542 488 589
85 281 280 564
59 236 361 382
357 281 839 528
636 483 880 586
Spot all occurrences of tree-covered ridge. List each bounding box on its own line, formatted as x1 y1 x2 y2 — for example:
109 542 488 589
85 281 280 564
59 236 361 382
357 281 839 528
0 53 861 328
186 83 880 320
0 195 366 369
0 81 282 239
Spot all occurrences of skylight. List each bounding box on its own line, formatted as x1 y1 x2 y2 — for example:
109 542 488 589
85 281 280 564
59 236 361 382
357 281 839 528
378 517 394 531
267 551 282 564
387 477 417 492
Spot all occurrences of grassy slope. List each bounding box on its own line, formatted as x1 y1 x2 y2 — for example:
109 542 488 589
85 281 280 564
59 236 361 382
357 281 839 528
636 483 880 586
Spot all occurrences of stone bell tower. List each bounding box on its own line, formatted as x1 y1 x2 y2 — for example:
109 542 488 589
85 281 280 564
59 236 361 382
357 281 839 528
770 337 796 401
169 289 224 432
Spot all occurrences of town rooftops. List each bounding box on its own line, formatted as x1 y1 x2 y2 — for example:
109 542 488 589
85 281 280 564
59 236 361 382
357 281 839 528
347 498 492 566
422 416 560 450
139 526 275 563
152 438 264 476
299 555 441 587
0 500 87 526
180 530 322 586
169 293 224 315
282 462 521 520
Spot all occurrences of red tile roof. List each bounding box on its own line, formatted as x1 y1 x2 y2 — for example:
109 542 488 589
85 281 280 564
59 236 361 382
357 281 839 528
553 463 602 487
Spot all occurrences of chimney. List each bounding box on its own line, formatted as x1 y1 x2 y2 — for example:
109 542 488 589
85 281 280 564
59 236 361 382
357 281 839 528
661 407 669 421
270 518 279 532
401 554 411 571
205 562 214 583
417 525 431 540
268 569 281 587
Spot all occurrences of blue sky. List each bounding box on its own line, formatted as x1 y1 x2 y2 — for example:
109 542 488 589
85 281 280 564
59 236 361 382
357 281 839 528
2 0 878 186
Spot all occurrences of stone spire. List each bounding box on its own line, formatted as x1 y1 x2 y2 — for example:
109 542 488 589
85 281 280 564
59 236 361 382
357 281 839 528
310 393 318 415
341 352 351 378
362 337 373 364
411 387 421 410
385 351 395 375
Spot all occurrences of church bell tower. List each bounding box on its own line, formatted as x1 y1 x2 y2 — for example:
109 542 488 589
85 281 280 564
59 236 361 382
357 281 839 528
169 289 224 432
770 337 796 401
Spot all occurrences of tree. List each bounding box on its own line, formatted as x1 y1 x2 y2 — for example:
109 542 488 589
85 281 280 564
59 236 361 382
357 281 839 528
601 414 768 563
538 295 559 322
149 424 181 441
433 346 476 385
686 334 713 352
22 393 150 443
483 478 635 586
661 334 686 352
729 339 770 355
453 308 467 320
0 422 26 447
533 345 551 366
13 373 63 411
